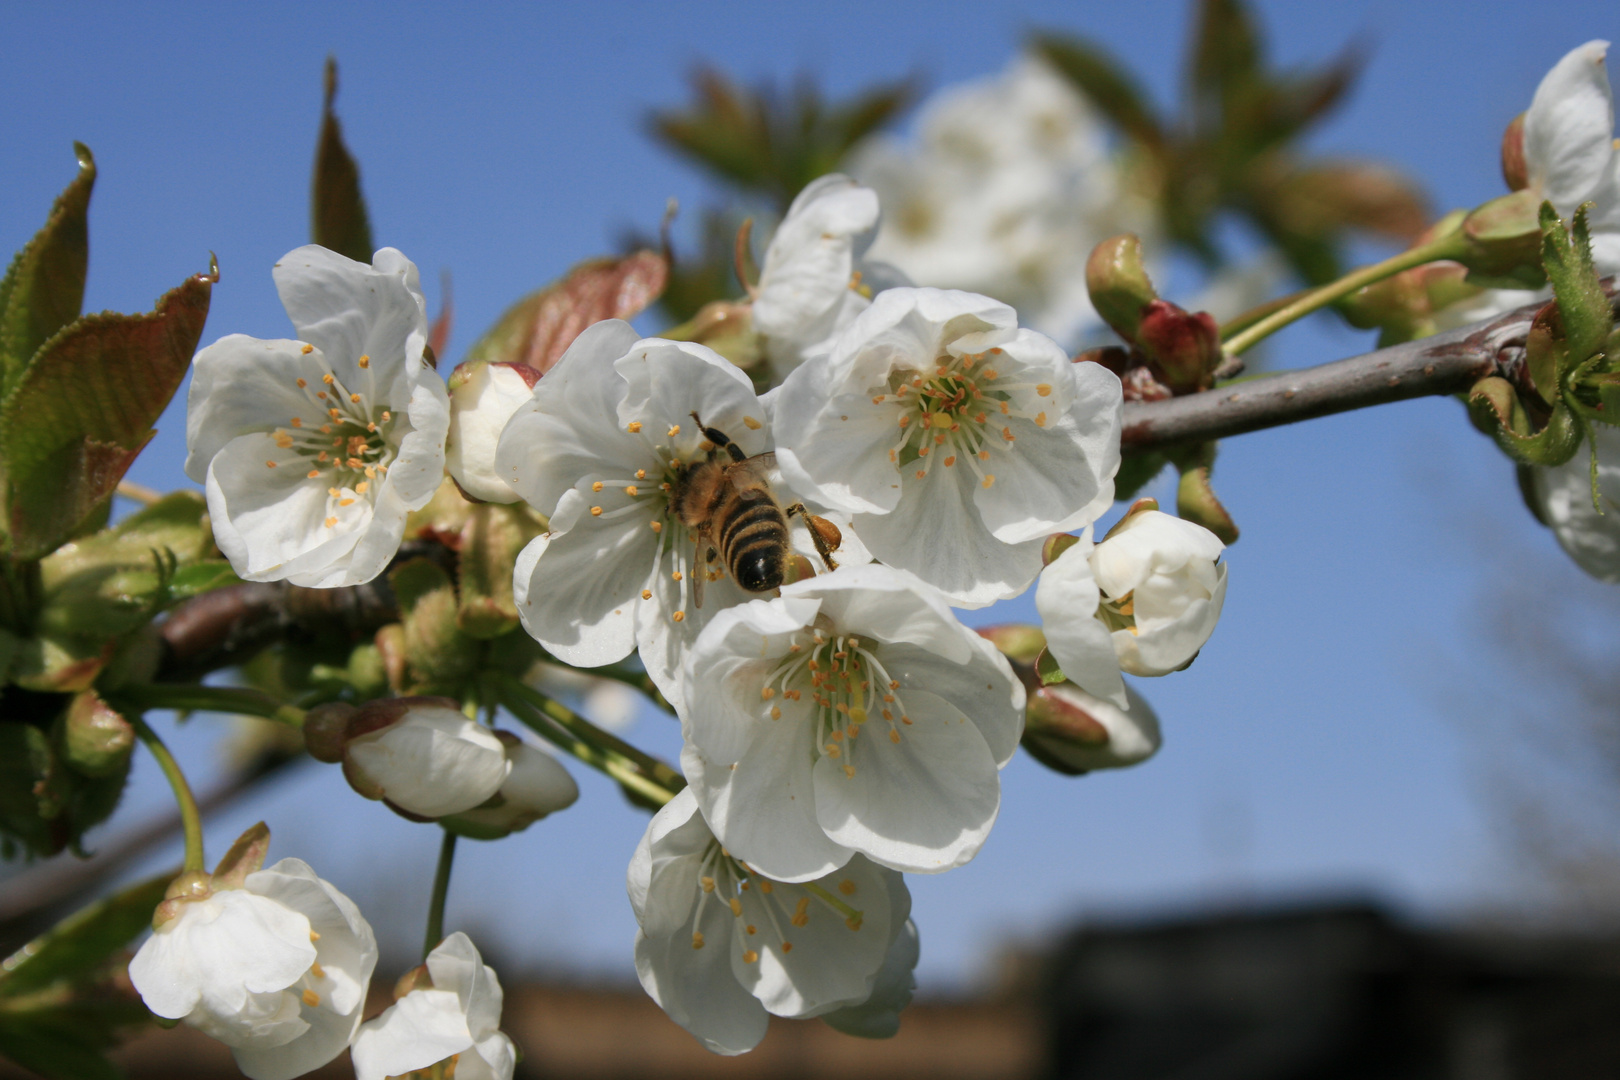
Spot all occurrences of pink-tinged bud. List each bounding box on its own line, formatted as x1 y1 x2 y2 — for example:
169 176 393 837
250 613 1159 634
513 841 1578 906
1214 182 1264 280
1086 234 1158 343
341 698 511 820
1022 682 1162 776
302 702 358 763
445 360 540 504
1501 112 1528 192
1136 300 1222 394
975 624 1047 667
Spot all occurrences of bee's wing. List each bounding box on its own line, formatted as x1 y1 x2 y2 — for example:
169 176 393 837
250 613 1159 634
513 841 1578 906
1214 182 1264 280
724 452 777 488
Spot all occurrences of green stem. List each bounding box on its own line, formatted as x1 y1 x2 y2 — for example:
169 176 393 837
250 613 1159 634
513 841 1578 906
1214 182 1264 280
590 663 676 715
495 676 678 807
133 718 205 873
1221 231 1469 357
116 684 306 727
423 830 457 959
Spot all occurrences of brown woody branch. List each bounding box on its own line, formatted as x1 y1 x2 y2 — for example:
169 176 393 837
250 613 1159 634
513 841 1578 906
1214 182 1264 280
1120 297 1550 452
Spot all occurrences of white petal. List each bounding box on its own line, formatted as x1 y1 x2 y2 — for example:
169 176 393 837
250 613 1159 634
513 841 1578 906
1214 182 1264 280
614 339 770 460
272 246 428 387
812 689 1001 874
351 990 472 1080
425 933 503 1039
876 640 1024 767
1117 563 1227 677
232 1005 357 1080
633 530 757 716
683 729 853 884
682 596 822 765
1532 423 1620 581
247 859 377 1018
1525 41 1616 212
1090 510 1225 599
128 927 204 1020
184 336 331 482
512 489 658 669
346 708 510 818
496 319 642 516
734 858 897 1019
820 913 919 1039
1035 541 1128 708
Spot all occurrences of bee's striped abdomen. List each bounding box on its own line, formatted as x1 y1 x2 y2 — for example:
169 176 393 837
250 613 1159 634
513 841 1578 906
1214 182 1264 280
721 489 788 592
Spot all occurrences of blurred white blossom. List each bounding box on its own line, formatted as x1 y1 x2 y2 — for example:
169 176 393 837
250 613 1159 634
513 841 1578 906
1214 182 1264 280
351 932 514 1080
1531 423 1620 582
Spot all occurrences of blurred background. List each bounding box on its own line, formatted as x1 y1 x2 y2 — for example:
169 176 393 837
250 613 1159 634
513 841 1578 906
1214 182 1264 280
5 1 1620 1076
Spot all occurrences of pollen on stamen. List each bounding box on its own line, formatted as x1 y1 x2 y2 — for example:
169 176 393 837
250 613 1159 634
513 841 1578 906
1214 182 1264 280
592 481 604 492
291 417 303 428
310 961 326 979
625 485 638 495
979 450 990 460
358 355 370 368
667 424 681 437
742 416 762 430
1002 426 1015 441
349 393 361 403
316 392 327 400
770 705 781 719
838 879 857 896
872 394 886 404
329 487 340 497
329 408 341 419
692 932 705 949
672 570 683 581
322 373 335 385
318 451 330 462
356 481 369 493
300 345 313 355
302 989 321 1007
642 589 652 599
825 745 841 758
743 949 759 964
915 469 926 479
1036 383 1052 397
297 377 308 388
672 611 685 622
944 455 956 467
845 915 863 931
1035 411 1047 427
982 475 996 488
590 506 603 517
843 764 856 778
761 687 776 700
307 469 320 479
265 460 278 468
650 521 662 533
339 498 355 507
635 469 647 479
901 715 913 725
701 876 716 892
746 925 757 935
324 517 337 527
382 411 392 422
792 898 810 927
889 729 901 743
728 898 743 917
781 941 793 952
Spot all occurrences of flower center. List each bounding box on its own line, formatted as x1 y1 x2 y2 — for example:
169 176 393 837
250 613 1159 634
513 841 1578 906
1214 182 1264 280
266 351 396 528
1096 590 1137 635
879 346 1053 491
760 625 915 779
687 843 864 958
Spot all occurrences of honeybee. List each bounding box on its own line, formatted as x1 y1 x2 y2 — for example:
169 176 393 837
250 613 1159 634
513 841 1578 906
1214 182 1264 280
671 411 841 606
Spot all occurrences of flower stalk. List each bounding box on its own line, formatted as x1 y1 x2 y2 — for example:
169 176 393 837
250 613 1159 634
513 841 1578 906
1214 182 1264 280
116 683 307 727
132 718 205 873
424 829 457 959
1221 230 1470 357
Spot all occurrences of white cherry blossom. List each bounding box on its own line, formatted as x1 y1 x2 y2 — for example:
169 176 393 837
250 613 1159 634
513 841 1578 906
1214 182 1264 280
342 698 511 820
680 564 1024 880
773 287 1122 606
850 55 1148 346
185 246 450 588
1531 422 1620 582
445 360 538 503
752 175 900 380
129 855 376 1080
497 320 776 713
629 788 908 1056
1034 529 1126 708
351 932 514 1080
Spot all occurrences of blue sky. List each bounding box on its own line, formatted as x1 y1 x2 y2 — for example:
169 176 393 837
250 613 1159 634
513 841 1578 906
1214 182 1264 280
3 1 1617 991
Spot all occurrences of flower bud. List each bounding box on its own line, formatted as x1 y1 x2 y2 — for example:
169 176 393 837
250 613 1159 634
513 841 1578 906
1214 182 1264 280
441 733 579 840
1041 532 1082 566
975 624 1047 667
1501 112 1528 192
1092 509 1228 677
1459 190 1546 287
341 698 511 819
445 360 538 504
59 690 134 778
1136 300 1222 394
1022 682 1162 775
1085 234 1158 343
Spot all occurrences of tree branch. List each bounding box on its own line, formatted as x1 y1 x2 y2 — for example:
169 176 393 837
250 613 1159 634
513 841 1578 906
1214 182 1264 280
1121 297 1551 452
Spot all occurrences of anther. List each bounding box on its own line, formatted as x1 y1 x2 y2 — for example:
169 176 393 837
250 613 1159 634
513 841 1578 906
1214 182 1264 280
356 481 369 493
302 989 321 1007
761 687 776 700
339 498 355 507
982 475 996 488
1035 412 1047 427
760 881 773 894
300 345 313 355
889 729 901 743
642 589 652 600
743 949 759 964
358 355 370 368
310 961 326 978
1036 383 1052 397
323 373 335 385
307 469 320 479
635 469 646 479
673 611 685 622
729 898 742 917
781 942 793 952
625 485 638 495
627 421 642 433
692 932 705 949
349 393 361 403
324 516 338 527
382 411 391 421
792 898 810 927
839 879 857 896
667 424 681 437
979 450 990 460
265 460 278 468
309 931 321 942
591 506 603 516
291 417 303 428
592 481 604 491
746 925 757 935
770 705 781 719
672 571 683 581
872 394 886 404
1002 426 1015 441
650 521 662 533
944 455 956 467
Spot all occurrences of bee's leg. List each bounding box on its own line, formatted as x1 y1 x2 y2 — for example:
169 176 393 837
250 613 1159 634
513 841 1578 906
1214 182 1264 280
689 410 746 464
692 532 707 609
784 503 841 572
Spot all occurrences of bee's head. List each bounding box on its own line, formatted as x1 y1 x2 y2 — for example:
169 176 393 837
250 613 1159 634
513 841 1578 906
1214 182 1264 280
735 550 783 592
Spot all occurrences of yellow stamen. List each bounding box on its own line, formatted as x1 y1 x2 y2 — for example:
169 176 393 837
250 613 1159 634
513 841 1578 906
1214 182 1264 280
358 355 370 368
692 932 705 949
302 989 320 1007
300 345 313 355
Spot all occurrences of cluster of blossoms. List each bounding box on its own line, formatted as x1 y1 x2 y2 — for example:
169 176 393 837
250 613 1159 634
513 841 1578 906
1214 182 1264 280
156 150 1232 1061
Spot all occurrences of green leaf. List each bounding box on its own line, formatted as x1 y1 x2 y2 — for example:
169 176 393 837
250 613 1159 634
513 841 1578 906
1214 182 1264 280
311 57 374 263
0 144 95 403
0 1008 135 1080
0 873 170 997
0 270 214 560
1031 34 1164 149
1188 0 1261 112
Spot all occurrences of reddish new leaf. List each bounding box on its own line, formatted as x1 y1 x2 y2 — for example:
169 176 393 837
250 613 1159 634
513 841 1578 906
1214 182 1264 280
463 250 668 376
1 268 214 559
